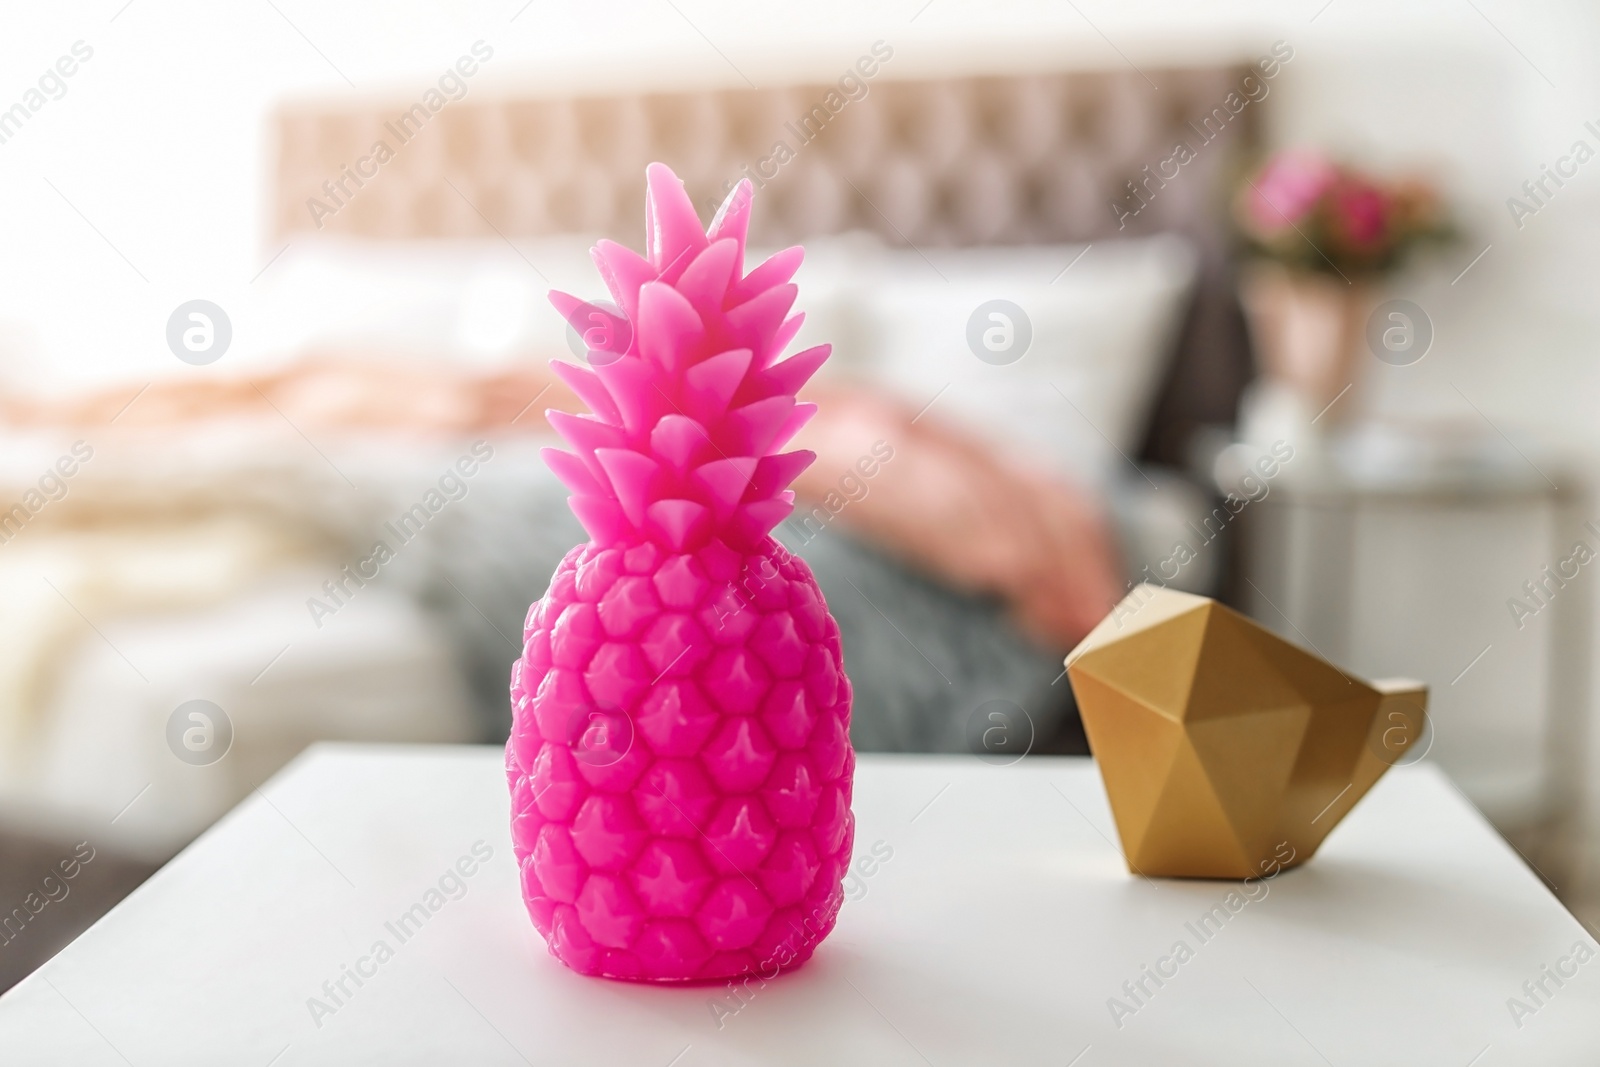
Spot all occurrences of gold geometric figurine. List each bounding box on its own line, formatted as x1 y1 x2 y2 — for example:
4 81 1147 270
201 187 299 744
1066 585 1428 880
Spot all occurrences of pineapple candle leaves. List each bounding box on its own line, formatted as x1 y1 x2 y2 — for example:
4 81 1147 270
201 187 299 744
543 164 826 554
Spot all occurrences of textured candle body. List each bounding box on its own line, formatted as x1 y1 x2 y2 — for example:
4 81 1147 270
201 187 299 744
507 163 855 982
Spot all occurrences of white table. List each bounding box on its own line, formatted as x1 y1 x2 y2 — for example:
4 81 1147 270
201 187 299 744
2 746 1596 1065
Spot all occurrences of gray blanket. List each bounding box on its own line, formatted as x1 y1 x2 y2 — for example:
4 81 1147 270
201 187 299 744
417 459 1074 756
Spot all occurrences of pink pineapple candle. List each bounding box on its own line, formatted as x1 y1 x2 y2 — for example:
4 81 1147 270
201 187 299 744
506 163 855 982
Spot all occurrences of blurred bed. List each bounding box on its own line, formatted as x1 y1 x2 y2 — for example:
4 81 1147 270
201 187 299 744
0 60 1261 988
262 62 1258 747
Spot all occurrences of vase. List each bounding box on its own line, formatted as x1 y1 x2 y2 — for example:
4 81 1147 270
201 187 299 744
1238 262 1371 422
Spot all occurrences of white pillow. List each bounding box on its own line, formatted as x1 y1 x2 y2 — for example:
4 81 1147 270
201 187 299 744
257 232 1196 491
792 233 1198 487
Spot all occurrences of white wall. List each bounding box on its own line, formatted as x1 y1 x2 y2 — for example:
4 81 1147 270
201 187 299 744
3 1 1597 443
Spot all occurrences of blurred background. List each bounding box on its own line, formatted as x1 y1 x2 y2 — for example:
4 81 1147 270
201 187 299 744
2 0 1599 990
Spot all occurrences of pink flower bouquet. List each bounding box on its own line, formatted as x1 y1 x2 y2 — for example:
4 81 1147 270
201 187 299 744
1235 150 1454 277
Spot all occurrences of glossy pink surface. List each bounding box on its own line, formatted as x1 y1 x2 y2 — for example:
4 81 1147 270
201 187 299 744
507 163 855 982
508 538 853 981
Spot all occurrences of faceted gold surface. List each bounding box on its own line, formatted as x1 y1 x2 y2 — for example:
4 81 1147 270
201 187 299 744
1066 585 1428 880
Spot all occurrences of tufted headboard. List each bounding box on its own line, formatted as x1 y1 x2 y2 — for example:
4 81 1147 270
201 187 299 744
271 64 1260 462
